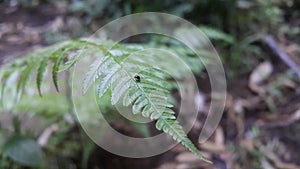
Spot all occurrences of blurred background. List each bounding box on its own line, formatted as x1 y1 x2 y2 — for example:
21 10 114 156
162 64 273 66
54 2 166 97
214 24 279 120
0 0 300 168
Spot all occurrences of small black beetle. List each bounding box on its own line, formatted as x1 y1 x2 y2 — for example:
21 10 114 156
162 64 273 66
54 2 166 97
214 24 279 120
134 75 141 82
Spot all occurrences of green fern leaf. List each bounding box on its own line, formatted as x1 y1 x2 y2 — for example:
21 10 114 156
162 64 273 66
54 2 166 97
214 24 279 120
132 96 148 114
16 61 37 100
199 26 234 44
36 57 50 96
123 87 142 106
1 39 211 163
90 51 211 163
156 112 212 163
37 42 77 95
0 70 12 103
97 61 121 98
52 46 81 92
82 54 108 94
52 50 65 92
58 52 81 72
111 72 131 104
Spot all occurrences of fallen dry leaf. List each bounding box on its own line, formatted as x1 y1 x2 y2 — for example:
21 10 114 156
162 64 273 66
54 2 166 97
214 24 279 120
200 141 225 153
258 109 300 128
176 152 201 163
215 127 225 146
249 61 273 94
37 124 59 147
175 152 213 169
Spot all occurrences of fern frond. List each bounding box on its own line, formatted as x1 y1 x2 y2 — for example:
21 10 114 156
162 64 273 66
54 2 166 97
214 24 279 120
90 51 211 163
52 49 68 92
16 60 37 100
97 65 120 98
36 57 49 96
36 42 77 94
52 44 84 92
156 112 212 163
1 38 211 163
199 26 234 44
0 70 11 102
58 51 82 72
83 54 122 96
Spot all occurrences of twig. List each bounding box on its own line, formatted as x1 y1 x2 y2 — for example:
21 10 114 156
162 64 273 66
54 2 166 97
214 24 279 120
259 109 300 129
264 35 300 79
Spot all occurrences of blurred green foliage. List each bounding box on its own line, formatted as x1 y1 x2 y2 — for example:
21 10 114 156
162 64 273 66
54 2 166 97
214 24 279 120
5 0 294 70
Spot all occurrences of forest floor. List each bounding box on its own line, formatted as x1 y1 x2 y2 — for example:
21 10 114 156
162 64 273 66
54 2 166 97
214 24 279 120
0 4 300 169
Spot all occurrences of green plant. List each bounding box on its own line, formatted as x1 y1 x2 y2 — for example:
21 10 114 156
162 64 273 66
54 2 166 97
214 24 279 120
0 38 211 164
0 113 46 168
